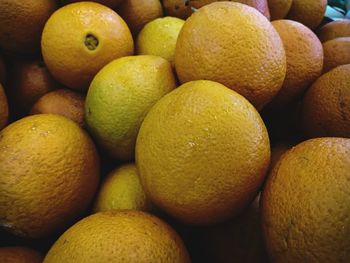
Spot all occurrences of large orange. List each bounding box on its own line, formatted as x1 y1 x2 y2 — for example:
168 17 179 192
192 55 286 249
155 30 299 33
136 80 270 225
262 137 350 262
302 64 350 138
41 2 134 91
44 210 191 263
175 2 286 110
0 0 57 54
0 114 99 238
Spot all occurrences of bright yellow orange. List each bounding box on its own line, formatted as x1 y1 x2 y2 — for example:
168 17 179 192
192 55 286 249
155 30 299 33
0 0 57 54
175 2 286 110
0 246 44 263
262 137 350 262
286 0 327 29
317 19 350 42
322 37 350 73
267 20 323 109
30 89 85 127
268 0 292 20
302 64 350 138
136 80 270 225
44 210 191 263
41 2 134 91
0 83 8 130
0 114 100 238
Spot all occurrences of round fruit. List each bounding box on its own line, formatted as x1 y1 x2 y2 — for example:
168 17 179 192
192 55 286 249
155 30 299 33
0 114 99 238
267 20 323 109
43 210 191 263
0 83 8 130
322 37 350 73
8 59 58 113
286 0 327 29
31 89 85 127
85 55 176 161
117 0 164 35
0 0 57 54
175 2 286 110
0 246 44 263
302 64 350 138
317 19 350 42
262 137 350 262
94 163 152 212
267 0 292 20
62 0 124 9
41 2 134 91
161 0 192 19
136 80 270 225
136 17 185 66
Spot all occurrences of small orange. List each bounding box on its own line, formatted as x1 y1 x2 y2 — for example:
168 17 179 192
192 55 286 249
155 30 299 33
268 0 292 20
41 2 134 91
322 37 350 73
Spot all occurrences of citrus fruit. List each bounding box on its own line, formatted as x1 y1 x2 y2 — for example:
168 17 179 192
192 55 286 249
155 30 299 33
267 20 323 109
43 210 191 263
317 19 350 42
117 0 164 35
0 114 100 238
41 2 134 91
85 55 176 161
136 80 270 225
175 2 286 110
0 83 9 130
62 0 124 9
322 37 350 73
286 0 327 29
267 0 292 20
262 137 350 262
161 0 193 19
136 17 185 66
8 59 58 113
302 64 350 138
30 89 85 127
0 0 57 54
94 163 152 212
0 54 6 84
0 246 44 263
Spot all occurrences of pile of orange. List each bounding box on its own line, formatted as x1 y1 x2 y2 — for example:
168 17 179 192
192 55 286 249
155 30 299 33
0 0 350 262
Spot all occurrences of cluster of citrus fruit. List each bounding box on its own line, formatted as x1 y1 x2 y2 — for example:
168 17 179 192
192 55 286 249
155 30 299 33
0 0 350 262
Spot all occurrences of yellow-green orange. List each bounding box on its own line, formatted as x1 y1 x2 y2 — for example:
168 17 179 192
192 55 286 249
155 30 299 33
302 64 350 138
268 0 292 20
0 246 44 263
0 83 8 130
85 55 176 161
317 19 350 42
323 37 350 73
41 2 133 91
267 20 323 109
262 138 350 262
136 17 185 66
94 163 152 212
44 210 191 263
175 2 286 110
0 114 99 238
136 80 270 225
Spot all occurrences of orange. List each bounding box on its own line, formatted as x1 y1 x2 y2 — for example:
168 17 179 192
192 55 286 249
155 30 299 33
322 37 350 73
136 80 270 225
262 137 350 262
93 163 152 212
41 2 134 91
30 89 85 127
267 20 323 109
0 0 57 54
268 0 292 20
117 0 164 36
302 64 350 138
175 2 286 110
0 83 8 130
62 0 124 9
286 0 327 29
161 0 193 19
8 58 59 114
44 210 191 263
0 114 100 238
0 246 44 263
317 19 350 42
0 53 6 84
